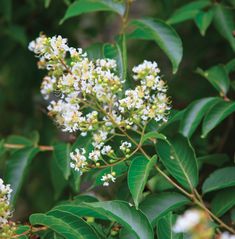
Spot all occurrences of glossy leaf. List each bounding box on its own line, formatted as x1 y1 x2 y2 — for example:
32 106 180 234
128 155 156 207
168 1 211 25
225 58 235 73
30 213 98 239
156 134 198 190
61 0 125 24
141 132 166 144
202 167 235 194
5 147 39 203
140 192 189 225
197 65 230 96
202 100 235 137
129 18 183 73
85 200 154 239
197 154 229 168
211 188 235 217
213 4 235 51
180 97 220 137
157 212 182 239
53 143 70 180
194 9 214 36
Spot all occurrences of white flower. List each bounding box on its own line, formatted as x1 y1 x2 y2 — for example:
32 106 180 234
70 148 87 174
101 173 116 186
101 145 112 155
88 149 101 162
220 232 235 239
173 209 201 233
120 141 132 151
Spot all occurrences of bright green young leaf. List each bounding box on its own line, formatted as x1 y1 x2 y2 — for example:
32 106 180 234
85 200 154 239
30 213 97 239
53 143 70 180
202 167 235 194
129 18 183 73
211 188 235 217
194 9 214 36
202 100 235 137
157 212 182 239
128 155 156 208
167 1 211 25
140 192 189 225
103 34 127 80
156 134 198 190
48 210 99 239
60 0 125 24
179 97 220 137
213 3 235 51
197 65 230 96
5 147 39 203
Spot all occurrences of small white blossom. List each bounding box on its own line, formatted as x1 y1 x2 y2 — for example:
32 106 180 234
70 148 87 174
173 209 202 233
88 149 101 162
120 141 132 151
101 173 116 186
101 145 112 155
220 232 235 239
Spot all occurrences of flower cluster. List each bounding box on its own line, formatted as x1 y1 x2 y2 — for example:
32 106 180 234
0 178 15 238
29 34 171 183
101 172 116 186
173 209 213 239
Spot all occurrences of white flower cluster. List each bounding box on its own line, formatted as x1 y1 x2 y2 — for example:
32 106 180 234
0 178 12 225
220 232 235 239
101 172 116 186
173 209 202 233
29 34 171 181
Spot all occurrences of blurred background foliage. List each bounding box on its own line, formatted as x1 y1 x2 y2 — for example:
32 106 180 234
0 0 234 223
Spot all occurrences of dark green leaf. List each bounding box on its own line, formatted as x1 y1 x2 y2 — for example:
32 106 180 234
197 154 229 168
179 97 220 137
167 1 211 25
156 134 198 190
213 4 235 51
225 58 235 73
194 9 214 36
85 200 154 239
211 188 235 217
197 66 230 96
202 100 235 137
140 192 189 225
202 167 235 194
5 147 39 203
61 0 125 24
129 18 183 73
128 155 156 207
53 143 70 180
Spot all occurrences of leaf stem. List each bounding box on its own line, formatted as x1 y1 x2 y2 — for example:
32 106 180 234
3 143 53 151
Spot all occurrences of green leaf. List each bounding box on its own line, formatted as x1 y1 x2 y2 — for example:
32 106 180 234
140 192 189 225
202 100 235 137
48 210 99 238
53 143 71 180
194 9 214 36
167 1 211 25
103 34 127 80
179 97 220 137
0 0 12 22
129 18 183 73
30 213 98 239
128 155 156 208
197 65 230 96
6 135 33 147
141 132 167 144
211 188 235 217
44 0 51 8
50 154 68 199
213 4 235 51
60 0 125 24
85 200 154 239
86 43 104 60
202 167 235 194
5 147 39 204
225 58 235 74
156 134 198 190
197 154 229 168
157 212 182 239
